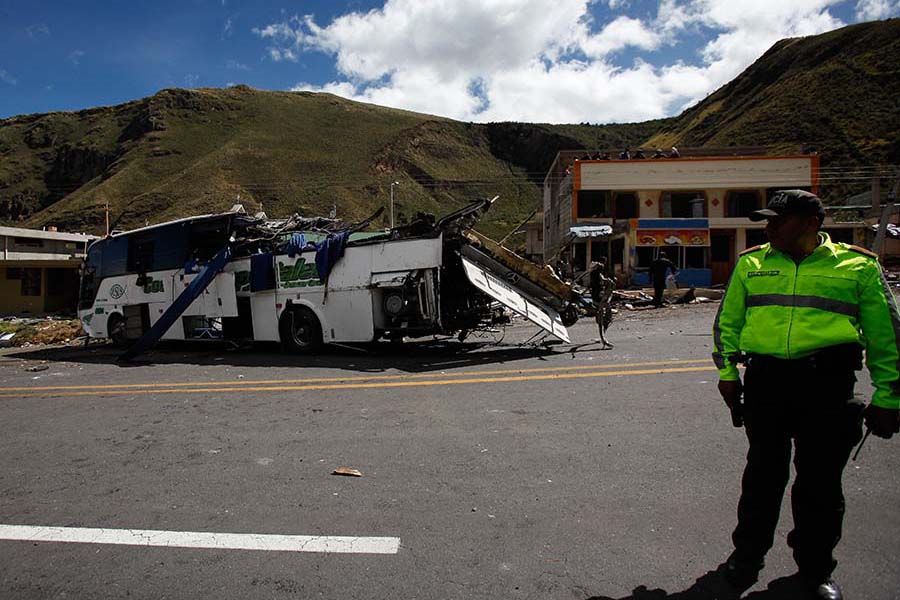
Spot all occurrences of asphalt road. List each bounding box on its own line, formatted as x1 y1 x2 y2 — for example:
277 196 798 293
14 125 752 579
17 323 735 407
0 304 898 600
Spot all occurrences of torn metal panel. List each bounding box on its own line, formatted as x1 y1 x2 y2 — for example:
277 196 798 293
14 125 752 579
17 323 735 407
460 256 571 343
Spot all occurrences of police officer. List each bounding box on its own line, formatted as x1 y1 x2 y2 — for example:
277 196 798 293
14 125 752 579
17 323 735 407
712 190 900 599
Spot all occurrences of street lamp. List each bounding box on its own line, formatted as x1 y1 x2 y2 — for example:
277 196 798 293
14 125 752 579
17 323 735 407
390 181 400 228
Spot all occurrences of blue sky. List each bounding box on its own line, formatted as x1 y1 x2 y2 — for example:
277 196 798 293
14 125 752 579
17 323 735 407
0 0 896 123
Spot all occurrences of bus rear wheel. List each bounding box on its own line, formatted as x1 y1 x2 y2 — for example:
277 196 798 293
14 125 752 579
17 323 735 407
107 313 128 347
279 306 323 353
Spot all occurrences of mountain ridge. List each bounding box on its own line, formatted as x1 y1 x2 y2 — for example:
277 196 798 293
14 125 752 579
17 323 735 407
1 19 897 242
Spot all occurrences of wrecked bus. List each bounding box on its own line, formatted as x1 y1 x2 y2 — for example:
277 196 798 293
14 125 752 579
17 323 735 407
78 198 583 358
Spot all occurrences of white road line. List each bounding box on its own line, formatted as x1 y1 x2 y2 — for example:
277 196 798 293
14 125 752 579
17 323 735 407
0 525 399 554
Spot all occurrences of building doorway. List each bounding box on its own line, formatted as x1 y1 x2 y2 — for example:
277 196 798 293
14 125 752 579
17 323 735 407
711 229 736 285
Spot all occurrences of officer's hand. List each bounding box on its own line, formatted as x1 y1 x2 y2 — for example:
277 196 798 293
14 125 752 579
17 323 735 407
864 404 900 439
717 379 743 410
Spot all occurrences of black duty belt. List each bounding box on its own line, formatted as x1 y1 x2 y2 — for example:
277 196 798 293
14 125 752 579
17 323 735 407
743 343 864 372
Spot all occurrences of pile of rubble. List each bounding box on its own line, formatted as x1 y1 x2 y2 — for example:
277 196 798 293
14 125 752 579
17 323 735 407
613 287 725 310
0 316 85 348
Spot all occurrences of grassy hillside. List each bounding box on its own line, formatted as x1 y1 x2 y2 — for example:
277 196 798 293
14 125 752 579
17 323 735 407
647 18 900 199
0 86 653 243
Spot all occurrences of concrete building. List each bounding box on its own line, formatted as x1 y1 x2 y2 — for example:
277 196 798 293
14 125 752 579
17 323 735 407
543 148 866 287
0 226 96 315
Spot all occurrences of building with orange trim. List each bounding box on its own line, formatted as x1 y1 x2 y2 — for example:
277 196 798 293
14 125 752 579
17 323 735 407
541 148 865 287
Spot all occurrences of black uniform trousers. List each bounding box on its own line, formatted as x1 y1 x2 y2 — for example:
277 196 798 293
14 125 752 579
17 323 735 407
652 281 665 307
731 347 865 580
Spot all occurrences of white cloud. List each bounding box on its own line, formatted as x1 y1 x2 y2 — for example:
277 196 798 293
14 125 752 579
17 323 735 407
226 59 250 71
579 16 662 58
0 67 16 85
25 23 50 38
67 49 85 66
223 17 233 38
256 0 851 123
855 0 900 19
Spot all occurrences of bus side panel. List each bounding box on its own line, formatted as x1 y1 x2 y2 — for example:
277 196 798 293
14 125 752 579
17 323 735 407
368 238 443 272
251 292 279 341
152 302 186 340
128 271 175 304
178 272 239 318
321 290 375 342
206 273 238 317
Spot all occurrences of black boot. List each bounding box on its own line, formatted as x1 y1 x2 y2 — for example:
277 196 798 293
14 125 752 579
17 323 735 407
805 577 842 600
724 552 764 590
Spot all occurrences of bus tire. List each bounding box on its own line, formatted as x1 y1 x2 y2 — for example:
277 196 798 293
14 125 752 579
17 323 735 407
107 313 129 347
279 306 323 353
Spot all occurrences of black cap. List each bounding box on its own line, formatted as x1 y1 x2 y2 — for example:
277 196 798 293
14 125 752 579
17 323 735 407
749 189 824 222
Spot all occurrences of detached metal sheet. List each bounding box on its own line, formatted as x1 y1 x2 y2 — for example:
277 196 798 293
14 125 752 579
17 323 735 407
461 256 570 343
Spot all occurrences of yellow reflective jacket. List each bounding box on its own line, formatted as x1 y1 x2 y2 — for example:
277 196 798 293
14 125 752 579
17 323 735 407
713 232 900 409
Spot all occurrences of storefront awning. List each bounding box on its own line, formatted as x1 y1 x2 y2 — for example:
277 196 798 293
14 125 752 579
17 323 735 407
569 225 613 238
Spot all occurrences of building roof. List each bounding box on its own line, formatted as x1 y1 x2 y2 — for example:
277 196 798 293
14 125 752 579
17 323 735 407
0 226 97 243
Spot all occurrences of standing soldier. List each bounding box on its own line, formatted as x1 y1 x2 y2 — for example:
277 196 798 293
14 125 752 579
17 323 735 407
712 190 899 600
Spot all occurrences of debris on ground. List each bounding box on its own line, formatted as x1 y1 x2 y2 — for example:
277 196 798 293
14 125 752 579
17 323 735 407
0 316 85 348
332 467 363 477
612 286 723 310
25 365 49 372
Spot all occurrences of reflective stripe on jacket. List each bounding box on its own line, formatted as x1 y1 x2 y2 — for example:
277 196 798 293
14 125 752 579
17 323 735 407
712 232 900 409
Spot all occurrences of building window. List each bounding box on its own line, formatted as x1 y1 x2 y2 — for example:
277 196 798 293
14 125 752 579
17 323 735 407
577 190 638 219
636 246 707 270
685 246 708 269
590 240 608 263
14 237 43 248
573 242 587 272
661 191 707 217
577 190 612 218
614 192 639 219
21 268 41 296
47 268 68 296
725 190 761 217
634 247 656 269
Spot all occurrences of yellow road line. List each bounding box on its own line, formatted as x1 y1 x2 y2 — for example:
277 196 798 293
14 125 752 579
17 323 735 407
1 365 718 398
0 359 711 393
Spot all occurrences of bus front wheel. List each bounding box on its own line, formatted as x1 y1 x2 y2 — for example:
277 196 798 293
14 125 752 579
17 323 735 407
279 306 323 353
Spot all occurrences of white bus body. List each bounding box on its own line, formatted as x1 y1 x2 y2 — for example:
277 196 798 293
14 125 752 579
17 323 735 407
79 208 574 353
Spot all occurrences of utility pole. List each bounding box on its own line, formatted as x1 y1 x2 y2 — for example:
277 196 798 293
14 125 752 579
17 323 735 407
872 172 900 257
390 181 400 228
